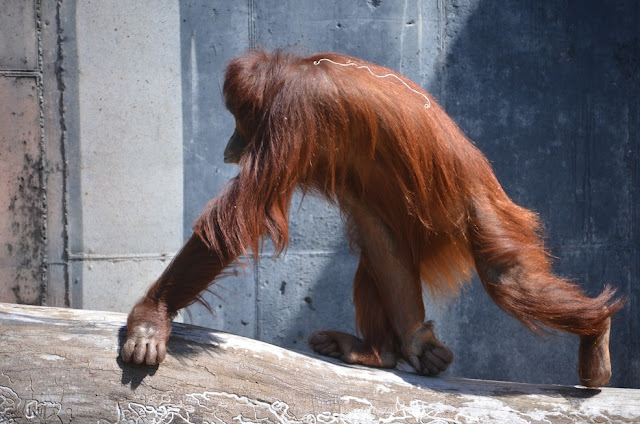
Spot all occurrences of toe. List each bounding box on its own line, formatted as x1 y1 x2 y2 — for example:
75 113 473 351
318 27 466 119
308 331 330 344
317 342 337 355
408 354 421 371
424 351 448 371
420 358 441 376
145 342 158 365
308 332 338 356
132 341 148 365
433 346 454 364
121 339 136 363
308 333 328 348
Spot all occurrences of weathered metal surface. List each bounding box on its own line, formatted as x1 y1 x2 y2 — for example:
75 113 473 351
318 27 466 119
0 77 45 305
0 0 38 70
1 303 639 423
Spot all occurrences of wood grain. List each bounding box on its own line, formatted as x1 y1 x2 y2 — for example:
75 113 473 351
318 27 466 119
1 303 638 423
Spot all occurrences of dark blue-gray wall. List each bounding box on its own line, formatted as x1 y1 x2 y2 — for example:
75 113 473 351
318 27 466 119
180 0 639 388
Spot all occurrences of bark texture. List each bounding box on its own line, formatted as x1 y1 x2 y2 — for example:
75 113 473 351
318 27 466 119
0 303 638 423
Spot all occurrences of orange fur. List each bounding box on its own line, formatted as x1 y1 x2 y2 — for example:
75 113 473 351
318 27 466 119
198 50 480 292
196 50 623 338
125 49 624 385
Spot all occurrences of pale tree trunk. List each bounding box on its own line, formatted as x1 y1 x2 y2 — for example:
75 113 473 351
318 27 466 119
0 303 638 423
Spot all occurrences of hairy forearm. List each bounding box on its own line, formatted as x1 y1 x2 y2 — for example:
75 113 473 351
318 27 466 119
144 232 230 315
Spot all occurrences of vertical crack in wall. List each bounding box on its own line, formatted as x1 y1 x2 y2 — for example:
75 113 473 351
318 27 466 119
254 257 261 340
55 0 70 307
248 0 257 49
629 64 640 386
35 0 48 305
436 0 447 109
248 0 259 339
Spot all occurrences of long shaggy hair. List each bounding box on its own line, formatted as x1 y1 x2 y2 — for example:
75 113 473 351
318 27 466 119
195 49 623 338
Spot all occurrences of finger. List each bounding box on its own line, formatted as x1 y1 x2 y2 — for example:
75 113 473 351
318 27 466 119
121 340 136 362
133 342 148 365
425 351 448 371
426 363 441 376
145 342 158 365
420 358 441 376
318 342 338 356
308 332 331 345
408 354 421 371
379 352 398 368
309 334 337 353
433 346 454 363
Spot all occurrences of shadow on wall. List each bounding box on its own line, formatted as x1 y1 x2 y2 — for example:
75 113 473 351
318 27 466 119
269 0 639 389
434 0 638 387
180 0 638 388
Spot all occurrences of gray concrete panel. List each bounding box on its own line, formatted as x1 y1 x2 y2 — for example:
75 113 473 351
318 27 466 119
67 1 184 311
0 0 38 70
80 257 174 313
178 1 258 334
257 252 358 352
253 0 442 83
0 77 45 304
179 1 250 238
184 261 257 339
285 192 347 253
74 1 183 256
440 1 636 247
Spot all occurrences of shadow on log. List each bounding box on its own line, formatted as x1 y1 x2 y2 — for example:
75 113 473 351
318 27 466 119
1 303 639 423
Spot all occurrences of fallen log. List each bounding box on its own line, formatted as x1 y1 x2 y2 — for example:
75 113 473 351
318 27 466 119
0 303 638 423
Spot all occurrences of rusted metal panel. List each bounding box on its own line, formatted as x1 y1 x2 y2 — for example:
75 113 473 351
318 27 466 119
0 0 38 70
0 76 45 304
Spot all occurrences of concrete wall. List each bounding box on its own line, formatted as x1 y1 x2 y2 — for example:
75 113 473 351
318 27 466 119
63 1 184 312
